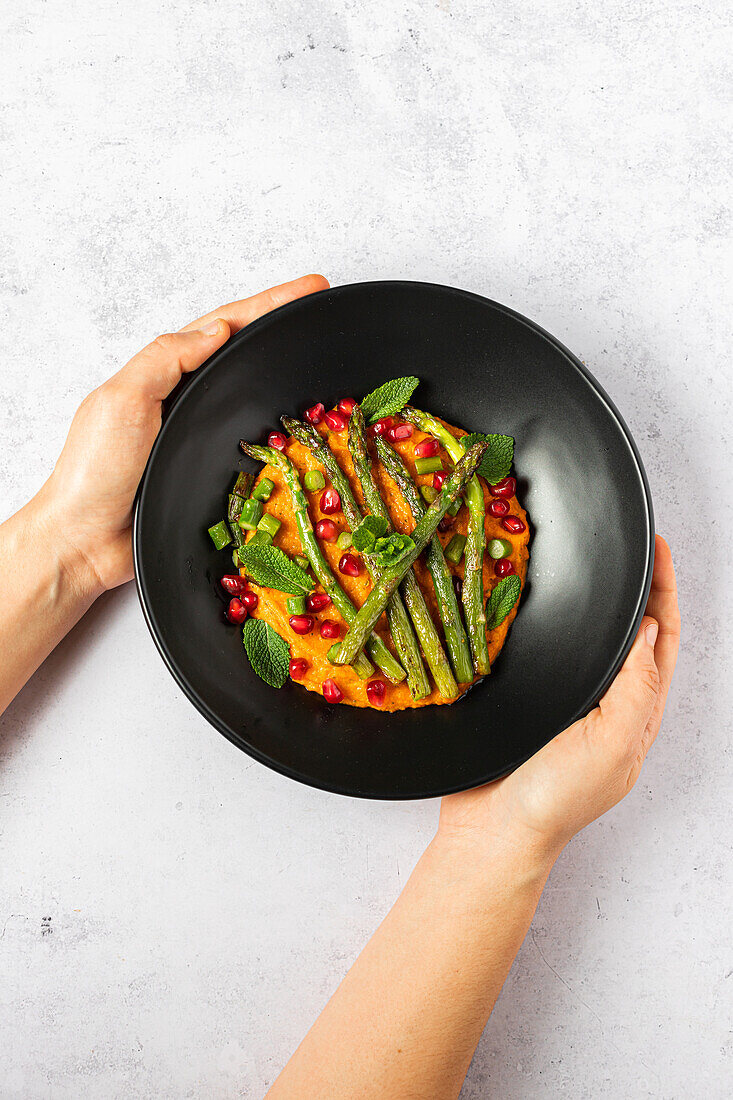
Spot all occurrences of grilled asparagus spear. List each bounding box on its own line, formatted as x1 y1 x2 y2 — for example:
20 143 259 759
332 441 488 667
401 407 490 677
348 406 457 699
373 434 474 684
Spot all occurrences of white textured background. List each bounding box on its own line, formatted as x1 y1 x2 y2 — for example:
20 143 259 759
1 2 731 1097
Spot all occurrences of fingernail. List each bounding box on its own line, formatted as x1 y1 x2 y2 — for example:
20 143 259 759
201 319 222 336
646 622 658 646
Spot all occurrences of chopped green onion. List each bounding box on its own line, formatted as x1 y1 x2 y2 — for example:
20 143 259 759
246 529 272 549
287 595 307 615
352 658 373 681
336 531 353 550
488 538 513 559
444 533 467 565
327 641 371 679
232 550 241 567
228 520 244 548
228 492 244 523
227 495 246 546
257 513 282 538
419 484 438 504
415 456 443 476
207 521 231 550
303 469 326 492
232 472 253 496
293 554 310 572
238 498 264 530
251 477 275 502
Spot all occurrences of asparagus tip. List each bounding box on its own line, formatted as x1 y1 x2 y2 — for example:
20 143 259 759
239 440 269 462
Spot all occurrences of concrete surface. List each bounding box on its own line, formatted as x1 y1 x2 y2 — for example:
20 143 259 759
1 2 731 1097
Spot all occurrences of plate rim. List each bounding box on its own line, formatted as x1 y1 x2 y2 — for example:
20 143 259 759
133 279 655 799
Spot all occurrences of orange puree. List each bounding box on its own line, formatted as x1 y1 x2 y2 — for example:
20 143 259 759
240 418 529 709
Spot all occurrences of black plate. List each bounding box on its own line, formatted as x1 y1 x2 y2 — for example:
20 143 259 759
133 281 654 799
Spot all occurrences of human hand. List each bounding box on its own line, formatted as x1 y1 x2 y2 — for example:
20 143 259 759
439 536 680 862
34 274 329 594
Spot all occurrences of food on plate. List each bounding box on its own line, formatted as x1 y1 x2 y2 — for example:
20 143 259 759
207 375 529 709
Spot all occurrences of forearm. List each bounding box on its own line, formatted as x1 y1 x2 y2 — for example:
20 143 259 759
0 488 103 715
267 828 557 1100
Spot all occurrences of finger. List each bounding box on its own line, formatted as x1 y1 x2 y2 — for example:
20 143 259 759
598 615 661 744
179 274 330 335
645 535 681 694
642 535 681 743
116 319 231 400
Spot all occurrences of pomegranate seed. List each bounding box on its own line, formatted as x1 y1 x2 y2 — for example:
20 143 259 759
220 574 248 595
366 679 386 706
268 431 287 451
322 678 343 703
339 553 361 577
304 402 325 425
288 614 313 635
324 410 347 431
414 437 439 458
495 559 515 576
337 397 357 416
432 470 448 491
453 576 463 600
489 476 517 498
438 517 453 532
289 657 309 680
320 619 341 639
368 416 397 438
226 598 248 624
315 518 338 542
241 590 259 612
320 487 341 514
501 515 526 534
386 423 414 443
306 591 332 612
488 498 510 518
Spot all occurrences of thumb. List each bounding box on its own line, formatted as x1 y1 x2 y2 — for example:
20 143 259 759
117 318 231 400
598 616 661 738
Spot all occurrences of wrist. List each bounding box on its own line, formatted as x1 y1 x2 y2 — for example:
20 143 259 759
432 812 562 891
406 831 555 938
29 485 105 605
0 486 104 714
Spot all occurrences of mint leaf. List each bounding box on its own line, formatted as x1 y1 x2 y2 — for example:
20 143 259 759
361 376 420 422
236 544 314 594
242 618 290 688
352 514 389 553
374 533 415 569
485 575 522 630
461 433 514 484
